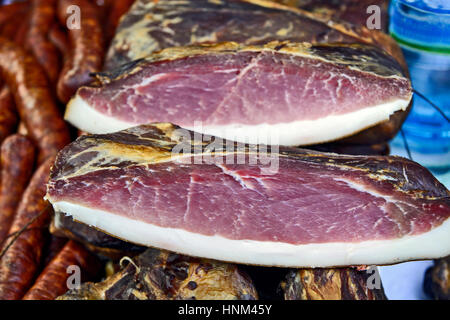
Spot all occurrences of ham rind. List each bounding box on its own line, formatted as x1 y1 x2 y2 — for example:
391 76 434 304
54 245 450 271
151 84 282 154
66 42 412 146
271 0 389 32
103 0 410 146
45 123 450 268
104 0 402 70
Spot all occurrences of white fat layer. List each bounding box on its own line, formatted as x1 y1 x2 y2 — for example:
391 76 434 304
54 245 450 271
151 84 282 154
51 201 450 268
65 95 410 146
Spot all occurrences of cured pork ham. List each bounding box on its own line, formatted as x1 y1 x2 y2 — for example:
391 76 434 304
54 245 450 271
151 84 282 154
102 0 409 145
46 123 450 268
104 0 400 69
66 42 412 146
271 0 389 31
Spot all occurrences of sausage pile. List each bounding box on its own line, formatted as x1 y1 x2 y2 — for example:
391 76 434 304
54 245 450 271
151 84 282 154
0 0 133 300
0 0 447 301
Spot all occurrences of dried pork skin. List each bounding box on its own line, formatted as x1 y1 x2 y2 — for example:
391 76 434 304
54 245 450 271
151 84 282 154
104 0 400 70
58 248 258 300
424 256 450 300
66 41 412 146
46 123 450 268
272 0 389 32
281 267 388 300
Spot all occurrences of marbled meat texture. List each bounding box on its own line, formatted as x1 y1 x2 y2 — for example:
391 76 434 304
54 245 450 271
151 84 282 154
45 123 450 267
67 41 412 146
103 0 409 146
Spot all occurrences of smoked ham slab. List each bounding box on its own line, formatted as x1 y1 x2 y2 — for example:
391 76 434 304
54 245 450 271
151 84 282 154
46 123 450 268
104 0 402 70
66 41 412 146
102 0 409 145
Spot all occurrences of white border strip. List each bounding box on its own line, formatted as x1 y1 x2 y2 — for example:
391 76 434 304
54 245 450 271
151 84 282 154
65 95 410 146
51 201 450 268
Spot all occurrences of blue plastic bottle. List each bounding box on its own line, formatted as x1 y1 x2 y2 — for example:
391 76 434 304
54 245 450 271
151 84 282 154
389 0 450 175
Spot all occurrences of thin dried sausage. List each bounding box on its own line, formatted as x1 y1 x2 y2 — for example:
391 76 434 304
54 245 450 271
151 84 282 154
0 134 35 245
0 37 71 163
0 2 28 29
27 0 61 84
0 158 54 300
57 0 104 103
23 240 101 300
0 86 18 144
49 23 70 59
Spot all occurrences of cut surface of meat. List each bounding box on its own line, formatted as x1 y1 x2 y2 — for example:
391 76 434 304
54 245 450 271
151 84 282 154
66 42 412 146
46 123 450 268
104 0 410 146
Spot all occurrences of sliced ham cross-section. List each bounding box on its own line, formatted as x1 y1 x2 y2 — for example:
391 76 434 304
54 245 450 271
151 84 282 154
45 124 450 268
65 42 412 146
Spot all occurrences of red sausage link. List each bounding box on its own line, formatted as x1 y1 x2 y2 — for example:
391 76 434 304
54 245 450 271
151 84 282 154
0 37 71 163
49 23 70 59
0 134 35 245
0 86 18 144
27 0 61 84
57 0 104 103
23 240 101 300
0 2 29 29
0 158 54 300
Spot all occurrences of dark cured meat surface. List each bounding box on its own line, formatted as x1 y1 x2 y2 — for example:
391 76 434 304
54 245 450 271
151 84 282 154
424 256 450 300
281 267 387 300
58 248 258 300
273 0 389 32
47 124 450 246
309 142 390 156
104 0 401 70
